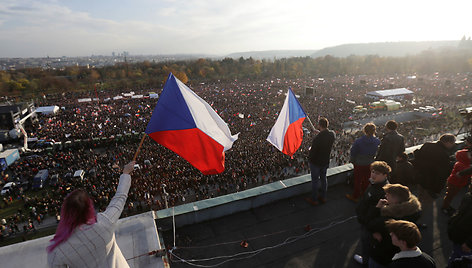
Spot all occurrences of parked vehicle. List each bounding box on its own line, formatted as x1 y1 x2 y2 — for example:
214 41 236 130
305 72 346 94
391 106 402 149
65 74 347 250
1 182 16 195
73 170 85 181
32 169 49 189
49 174 60 187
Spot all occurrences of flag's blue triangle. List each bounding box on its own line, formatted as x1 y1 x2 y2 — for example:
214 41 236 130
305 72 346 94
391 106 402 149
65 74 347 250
287 88 306 124
145 73 197 134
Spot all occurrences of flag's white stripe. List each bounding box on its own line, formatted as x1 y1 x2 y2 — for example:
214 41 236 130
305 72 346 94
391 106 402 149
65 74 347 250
176 78 239 151
266 92 290 152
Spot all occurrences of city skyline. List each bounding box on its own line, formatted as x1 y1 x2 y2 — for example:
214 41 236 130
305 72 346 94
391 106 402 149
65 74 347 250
1 0 471 58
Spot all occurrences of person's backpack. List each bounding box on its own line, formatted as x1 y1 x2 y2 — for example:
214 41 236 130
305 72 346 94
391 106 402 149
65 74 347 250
448 193 472 244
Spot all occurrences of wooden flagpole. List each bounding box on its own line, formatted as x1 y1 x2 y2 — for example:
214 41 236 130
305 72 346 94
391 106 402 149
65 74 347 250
133 134 147 161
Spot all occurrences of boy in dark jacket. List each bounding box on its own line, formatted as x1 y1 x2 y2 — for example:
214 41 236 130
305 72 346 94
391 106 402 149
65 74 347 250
354 161 391 265
386 219 436 268
368 184 422 267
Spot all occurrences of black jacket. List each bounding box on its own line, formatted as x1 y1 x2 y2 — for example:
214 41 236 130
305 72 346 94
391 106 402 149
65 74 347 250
376 130 405 171
389 252 436 268
369 195 423 265
356 179 388 226
413 142 453 193
448 192 472 248
391 159 415 186
309 129 335 167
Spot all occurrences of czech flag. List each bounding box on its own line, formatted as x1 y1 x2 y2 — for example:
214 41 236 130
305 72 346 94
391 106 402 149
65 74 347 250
267 88 306 157
145 73 238 175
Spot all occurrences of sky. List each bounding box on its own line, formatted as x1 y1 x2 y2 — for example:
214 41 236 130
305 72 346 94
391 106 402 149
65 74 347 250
0 0 471 58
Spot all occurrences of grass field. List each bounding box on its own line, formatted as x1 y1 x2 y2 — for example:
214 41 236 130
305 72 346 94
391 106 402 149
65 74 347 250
0 188 49 220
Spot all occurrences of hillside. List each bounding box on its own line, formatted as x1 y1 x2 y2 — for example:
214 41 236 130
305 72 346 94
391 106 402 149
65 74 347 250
311 41 460 58
225 50 318 60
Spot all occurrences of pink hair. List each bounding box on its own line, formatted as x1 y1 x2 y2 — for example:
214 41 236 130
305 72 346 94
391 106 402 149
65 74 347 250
47 189 97 252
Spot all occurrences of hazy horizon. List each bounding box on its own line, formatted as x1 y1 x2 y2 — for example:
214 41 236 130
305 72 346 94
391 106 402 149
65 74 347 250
1 0 471 58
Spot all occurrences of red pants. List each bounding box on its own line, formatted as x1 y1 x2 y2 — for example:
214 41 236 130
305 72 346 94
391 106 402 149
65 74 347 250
443 182 463 209
352 164 371 199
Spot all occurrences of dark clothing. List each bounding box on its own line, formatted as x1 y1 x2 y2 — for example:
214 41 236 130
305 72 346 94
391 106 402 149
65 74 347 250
376 130 405 172
449 243 472 268
356 180 388 226
389 251 436 268
368 195 423 266
309 129 335 167
448 193 472 248
356 179 389 262
391 159 415 186
414 142 453 194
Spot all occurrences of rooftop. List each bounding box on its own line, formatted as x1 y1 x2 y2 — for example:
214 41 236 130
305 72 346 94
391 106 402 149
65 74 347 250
160 182 461 268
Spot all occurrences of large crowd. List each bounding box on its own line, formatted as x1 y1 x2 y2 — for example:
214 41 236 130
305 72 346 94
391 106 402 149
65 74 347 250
1 72 471 245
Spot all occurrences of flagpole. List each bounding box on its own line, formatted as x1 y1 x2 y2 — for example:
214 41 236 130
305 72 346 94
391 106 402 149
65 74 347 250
133 134 147 161
305 115 319 134
287 88 318 134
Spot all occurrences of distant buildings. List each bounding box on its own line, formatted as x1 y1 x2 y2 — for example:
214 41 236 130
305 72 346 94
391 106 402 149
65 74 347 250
0 54 202 71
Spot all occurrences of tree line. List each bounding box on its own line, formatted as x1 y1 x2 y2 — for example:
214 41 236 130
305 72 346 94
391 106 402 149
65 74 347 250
1 48 472 97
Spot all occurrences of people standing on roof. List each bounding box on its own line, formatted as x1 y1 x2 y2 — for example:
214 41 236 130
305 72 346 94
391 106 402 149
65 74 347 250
353 161 391 266
306 117 335 206
413 134 456 203
447 192 472 267
346 123 380 202
376 120 405 175
441 148 471 216
366 184 422 267
390 152 415 187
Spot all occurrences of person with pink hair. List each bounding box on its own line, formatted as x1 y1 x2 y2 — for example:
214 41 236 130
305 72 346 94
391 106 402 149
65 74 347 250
47 161 135 268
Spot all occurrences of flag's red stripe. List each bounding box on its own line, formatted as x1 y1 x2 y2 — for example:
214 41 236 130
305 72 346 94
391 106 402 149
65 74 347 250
282 117 305 157
148 129 225 175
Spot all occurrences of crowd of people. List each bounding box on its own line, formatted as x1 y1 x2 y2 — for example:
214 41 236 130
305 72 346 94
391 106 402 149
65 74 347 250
0 72 471 265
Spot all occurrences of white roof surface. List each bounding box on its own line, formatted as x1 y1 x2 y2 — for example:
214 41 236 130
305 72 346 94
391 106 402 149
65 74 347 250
366 88 414 97
36 106 59 114
0 211 165 268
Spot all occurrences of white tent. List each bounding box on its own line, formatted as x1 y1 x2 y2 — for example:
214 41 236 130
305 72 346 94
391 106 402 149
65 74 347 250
78 98 92 103
149 94 159 99
36 106 59 115
131 95 144 99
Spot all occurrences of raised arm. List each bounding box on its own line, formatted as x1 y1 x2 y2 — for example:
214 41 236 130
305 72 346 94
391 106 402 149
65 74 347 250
100 161 135 224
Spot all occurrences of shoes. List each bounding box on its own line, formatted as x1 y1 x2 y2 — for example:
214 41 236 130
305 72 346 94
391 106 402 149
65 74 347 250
345 194 359 203
442 207 456 217
318 197 327 204
353 254 364 265
305 197 319 206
